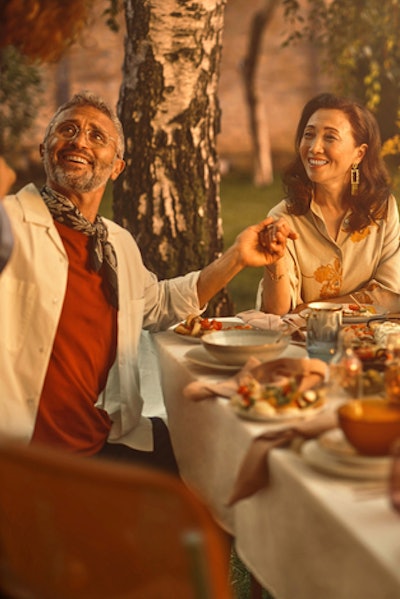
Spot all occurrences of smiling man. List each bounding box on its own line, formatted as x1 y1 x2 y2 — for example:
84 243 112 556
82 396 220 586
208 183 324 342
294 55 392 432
0 90 295 472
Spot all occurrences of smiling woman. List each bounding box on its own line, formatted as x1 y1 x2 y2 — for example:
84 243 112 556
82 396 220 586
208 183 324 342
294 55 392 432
257 92 400 317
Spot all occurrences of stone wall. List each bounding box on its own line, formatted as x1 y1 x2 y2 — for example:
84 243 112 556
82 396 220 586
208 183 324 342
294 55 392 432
24 0 330 175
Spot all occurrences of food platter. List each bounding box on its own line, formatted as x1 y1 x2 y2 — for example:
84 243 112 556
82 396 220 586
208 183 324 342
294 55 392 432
229 362 326 422
231 399 326 423
341 304 387 323
171 316 251 344
342 322 390 372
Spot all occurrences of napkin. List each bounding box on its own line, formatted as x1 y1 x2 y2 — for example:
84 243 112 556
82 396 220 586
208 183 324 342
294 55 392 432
184 357 336 504
236 309 282 330
237 309 306 341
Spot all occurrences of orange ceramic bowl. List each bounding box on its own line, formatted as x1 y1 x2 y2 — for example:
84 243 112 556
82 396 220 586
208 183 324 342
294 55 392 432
337 398 400 456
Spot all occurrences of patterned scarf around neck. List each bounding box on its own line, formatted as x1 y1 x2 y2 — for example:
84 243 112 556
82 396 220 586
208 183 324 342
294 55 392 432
41 185 119 309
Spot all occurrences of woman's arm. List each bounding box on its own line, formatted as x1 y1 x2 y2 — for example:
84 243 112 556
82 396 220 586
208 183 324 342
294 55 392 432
257 218 298 315
259 257 292 315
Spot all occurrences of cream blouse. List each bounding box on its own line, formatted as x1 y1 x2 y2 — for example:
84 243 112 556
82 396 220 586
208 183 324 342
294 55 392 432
257 195 400 312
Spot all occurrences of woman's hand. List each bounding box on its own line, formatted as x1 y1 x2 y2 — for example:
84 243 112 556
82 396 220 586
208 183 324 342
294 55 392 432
236 216 298 268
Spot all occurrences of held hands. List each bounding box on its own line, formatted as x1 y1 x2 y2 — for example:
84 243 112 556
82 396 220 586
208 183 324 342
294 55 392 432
235 216 297 268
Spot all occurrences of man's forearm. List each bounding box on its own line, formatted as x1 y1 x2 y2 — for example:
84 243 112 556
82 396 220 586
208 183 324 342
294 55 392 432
196 245 244 308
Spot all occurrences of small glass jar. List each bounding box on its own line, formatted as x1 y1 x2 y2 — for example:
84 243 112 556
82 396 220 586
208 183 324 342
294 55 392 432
329 329 363 397
384 333 400 404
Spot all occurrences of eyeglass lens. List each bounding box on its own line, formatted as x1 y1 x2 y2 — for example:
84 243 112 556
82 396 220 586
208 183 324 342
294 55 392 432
54 122 111 148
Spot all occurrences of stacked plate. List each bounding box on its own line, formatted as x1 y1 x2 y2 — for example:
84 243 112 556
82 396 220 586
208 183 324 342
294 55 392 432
302 428 391 480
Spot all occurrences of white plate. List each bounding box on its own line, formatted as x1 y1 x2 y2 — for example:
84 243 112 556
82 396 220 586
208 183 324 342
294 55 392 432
317 428 390 468
185 342 307 372
232 400 326 423
185 346 241 371
171 317 246 344
341 304 387 323
301 439 391 480
300 305 387 324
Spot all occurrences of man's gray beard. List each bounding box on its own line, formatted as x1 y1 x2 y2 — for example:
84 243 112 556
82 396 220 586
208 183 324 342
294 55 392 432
49 165 108 193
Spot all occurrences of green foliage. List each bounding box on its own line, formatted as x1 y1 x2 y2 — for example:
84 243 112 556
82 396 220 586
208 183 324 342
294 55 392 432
282 0 400 142
0 46 43 158
220 172 283 314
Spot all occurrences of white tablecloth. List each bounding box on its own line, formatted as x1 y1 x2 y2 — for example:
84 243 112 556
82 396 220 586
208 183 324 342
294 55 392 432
152 329 400 599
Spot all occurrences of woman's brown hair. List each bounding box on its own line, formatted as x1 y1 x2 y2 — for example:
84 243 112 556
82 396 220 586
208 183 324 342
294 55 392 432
282 93 392 232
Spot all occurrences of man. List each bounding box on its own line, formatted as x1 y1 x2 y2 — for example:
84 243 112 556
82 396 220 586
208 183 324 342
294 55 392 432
0 91 295 473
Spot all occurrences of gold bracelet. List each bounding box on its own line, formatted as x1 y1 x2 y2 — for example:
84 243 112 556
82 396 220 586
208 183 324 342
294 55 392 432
265 264 285 281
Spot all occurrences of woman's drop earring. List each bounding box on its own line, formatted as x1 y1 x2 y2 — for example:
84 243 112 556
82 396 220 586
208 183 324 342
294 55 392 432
351 163 359 196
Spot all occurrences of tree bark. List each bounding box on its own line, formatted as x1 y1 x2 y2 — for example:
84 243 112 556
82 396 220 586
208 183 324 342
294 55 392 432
242 0 279 187
114 0 233 316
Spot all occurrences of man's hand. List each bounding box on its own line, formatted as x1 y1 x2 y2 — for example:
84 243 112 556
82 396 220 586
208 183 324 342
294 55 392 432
235 216 298 268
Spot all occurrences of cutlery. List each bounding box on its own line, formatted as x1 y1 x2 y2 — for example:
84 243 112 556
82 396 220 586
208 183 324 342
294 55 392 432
349 294 364 309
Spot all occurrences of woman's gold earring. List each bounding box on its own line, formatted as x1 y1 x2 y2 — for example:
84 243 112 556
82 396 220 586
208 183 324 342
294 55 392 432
351 163 359 196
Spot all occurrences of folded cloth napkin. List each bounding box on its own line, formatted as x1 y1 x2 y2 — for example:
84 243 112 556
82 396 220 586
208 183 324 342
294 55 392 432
184 357 336 504
237 309 306 340
236 309 283 330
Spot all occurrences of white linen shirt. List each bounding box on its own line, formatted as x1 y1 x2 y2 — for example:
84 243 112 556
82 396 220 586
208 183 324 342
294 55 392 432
257 195 400 312
0 184 202 450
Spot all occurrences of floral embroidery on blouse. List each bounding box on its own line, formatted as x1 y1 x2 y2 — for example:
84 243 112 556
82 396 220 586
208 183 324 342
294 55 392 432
311 257 342 299
350 225 372 243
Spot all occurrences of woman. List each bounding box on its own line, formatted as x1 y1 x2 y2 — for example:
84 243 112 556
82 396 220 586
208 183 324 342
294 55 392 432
258 92 400 315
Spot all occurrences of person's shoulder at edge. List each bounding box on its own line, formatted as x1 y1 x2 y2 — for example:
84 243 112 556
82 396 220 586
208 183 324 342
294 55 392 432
3 183 48 217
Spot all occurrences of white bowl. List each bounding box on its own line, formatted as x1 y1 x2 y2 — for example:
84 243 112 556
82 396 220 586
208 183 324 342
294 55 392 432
201 329 290 366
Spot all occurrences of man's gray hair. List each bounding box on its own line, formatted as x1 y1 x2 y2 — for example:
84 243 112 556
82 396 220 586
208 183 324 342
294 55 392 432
43 90 125 158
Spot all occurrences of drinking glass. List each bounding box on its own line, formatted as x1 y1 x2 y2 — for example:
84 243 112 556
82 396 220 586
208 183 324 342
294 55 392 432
306 302 343 363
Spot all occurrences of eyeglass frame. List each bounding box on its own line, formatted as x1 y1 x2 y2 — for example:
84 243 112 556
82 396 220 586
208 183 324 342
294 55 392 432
51 120 122 157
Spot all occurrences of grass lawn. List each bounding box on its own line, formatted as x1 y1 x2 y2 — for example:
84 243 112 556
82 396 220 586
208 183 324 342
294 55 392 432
220 172 283 313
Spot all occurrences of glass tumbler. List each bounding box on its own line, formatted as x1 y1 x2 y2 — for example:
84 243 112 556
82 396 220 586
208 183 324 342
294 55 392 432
306 302 343 363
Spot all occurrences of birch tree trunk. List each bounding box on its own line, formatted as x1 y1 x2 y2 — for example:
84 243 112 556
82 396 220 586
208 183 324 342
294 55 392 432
242 0 279 186
114 0 233 316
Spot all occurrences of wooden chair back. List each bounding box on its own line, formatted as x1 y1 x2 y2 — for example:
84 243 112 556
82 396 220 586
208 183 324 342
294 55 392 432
0 441 232 599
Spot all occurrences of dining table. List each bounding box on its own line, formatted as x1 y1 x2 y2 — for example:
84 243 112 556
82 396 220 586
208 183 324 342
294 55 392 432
148 318 400 599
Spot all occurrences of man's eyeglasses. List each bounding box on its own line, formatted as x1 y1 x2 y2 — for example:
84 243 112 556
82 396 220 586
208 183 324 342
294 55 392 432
53 121 120 154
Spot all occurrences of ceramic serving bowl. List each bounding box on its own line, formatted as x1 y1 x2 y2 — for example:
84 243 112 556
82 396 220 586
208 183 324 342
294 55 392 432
337 398 400 456
201 329 290 366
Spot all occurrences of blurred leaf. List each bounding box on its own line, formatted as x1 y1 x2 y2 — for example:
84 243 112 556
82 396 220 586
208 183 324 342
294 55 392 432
0 46 43 158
